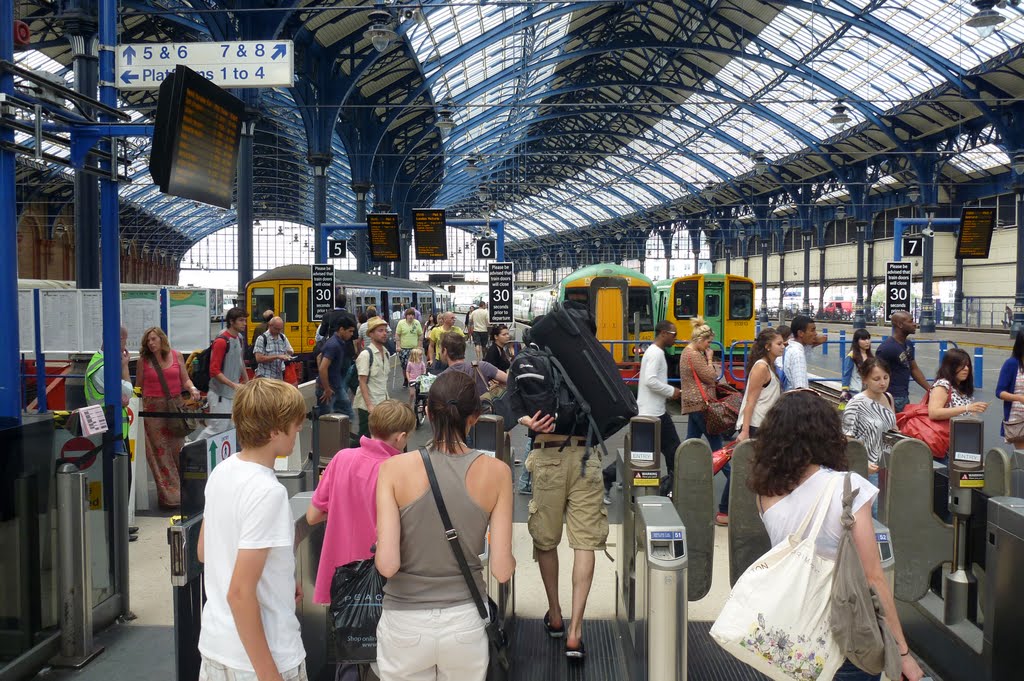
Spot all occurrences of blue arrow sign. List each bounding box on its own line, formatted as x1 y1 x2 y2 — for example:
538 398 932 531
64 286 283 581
271 44 287 60
120 70 138 84
122 45 136 65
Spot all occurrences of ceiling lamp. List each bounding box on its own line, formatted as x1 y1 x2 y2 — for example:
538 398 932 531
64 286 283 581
277 226 284 236
365 8 397 52
1012 151 1024 175
907 185 921 202
835 205 847 220
477 183 490 202
465 155 480 174
436 102 455 134
828 100 851 127
966 1 1005 38
701 185 715 201
752 151 768 176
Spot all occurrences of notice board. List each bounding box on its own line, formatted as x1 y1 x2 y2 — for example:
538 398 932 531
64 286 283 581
367 213 401 262
413 209 448 260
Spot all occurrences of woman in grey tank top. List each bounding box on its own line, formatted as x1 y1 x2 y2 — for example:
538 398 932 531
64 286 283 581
375 371 515 681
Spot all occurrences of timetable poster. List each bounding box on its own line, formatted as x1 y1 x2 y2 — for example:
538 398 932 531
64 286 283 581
168 289 211 352
80 290 104 353
122 290 161 348
40 290 83 353
18 289 35 353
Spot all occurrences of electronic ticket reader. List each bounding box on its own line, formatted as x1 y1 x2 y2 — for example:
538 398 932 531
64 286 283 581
872 519 896 592
618 417 662 631
945 415 985 625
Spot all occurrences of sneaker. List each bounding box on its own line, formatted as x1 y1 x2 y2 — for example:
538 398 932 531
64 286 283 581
603 493 612 506
715 512 729 526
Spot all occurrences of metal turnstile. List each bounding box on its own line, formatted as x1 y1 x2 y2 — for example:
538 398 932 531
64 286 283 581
984 497 1024 681
619 496 688 681
618 416 662 627
291 492 330 681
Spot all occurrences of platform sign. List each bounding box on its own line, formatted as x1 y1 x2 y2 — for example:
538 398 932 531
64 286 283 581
956 207 996 259
476 238 497 260
901 234 923 258
327 239 348 259
488 262 514 325
367 213 401 262
413 209 448 260
310 264 334 323
885 261 912 320
116 40 294 90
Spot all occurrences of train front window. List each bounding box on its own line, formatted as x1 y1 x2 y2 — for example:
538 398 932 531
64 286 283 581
673 281 699 319
729 280 754 320
628 287 654 332
250 287 274 322
565 289 589 307
705 294 721 318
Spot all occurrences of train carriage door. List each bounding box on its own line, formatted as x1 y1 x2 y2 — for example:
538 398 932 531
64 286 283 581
281 286 300 348
703 279 725 352
249 285 276 346
588 277 629 361
672 278 699 340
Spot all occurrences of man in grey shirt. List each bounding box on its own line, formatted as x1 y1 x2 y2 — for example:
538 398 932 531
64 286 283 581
199 307 248 438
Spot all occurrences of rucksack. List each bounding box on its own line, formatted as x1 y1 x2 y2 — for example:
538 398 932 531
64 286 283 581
493 345 580 434
189 335 224 392
346 347 376 393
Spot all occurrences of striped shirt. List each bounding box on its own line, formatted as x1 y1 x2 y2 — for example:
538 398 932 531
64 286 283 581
254 331 293 380
841 392 896 465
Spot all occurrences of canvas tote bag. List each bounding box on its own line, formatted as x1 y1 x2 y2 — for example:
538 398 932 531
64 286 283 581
710 476 845 681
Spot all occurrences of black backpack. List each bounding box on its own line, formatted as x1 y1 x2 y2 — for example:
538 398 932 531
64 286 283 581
493 345 580 434
190 336 222 392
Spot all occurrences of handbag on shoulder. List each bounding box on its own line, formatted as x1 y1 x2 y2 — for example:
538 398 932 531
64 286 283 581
689 361 741 436
830 474 902 679
419 449 510 681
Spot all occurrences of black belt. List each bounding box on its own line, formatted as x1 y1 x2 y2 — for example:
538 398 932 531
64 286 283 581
534 437 587 450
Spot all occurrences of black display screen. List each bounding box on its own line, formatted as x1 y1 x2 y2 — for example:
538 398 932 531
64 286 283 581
413 209 448 260
956 207 995 259
367 213 401 262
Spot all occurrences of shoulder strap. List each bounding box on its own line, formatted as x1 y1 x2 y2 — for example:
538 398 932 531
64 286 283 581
839 473 860 531
688 357 711 402
148 355 173 399
419 448 489 620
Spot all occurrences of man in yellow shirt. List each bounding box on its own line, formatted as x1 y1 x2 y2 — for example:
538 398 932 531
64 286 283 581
427 311 464 363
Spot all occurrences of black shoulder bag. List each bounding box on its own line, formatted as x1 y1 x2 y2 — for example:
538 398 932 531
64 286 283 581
419 448 510 681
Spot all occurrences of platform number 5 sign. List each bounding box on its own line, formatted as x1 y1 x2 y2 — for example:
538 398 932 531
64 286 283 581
476 239 496 260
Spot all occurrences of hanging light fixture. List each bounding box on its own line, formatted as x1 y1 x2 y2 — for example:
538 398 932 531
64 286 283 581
1012 151 1024 175
828 100 851 127
965 1 1005 38
907 185 921 202
365 7 398 52
277 226 285 236
477 182 490 202
835 205 847 220
751 151 769 176
465 155 480 174
436 100 455 135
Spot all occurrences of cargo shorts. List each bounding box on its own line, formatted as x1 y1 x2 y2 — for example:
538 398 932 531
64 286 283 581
526 444 608 554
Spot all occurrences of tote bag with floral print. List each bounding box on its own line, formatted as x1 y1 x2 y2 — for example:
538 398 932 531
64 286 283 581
710 477 844 681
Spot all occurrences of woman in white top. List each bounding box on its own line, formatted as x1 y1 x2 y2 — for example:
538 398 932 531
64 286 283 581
749 391 924 681
928 348 988 421
736 328 784 442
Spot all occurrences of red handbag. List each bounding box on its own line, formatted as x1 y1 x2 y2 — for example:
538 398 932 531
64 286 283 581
689 360 742 436
712 441 737 474
896 393 950 459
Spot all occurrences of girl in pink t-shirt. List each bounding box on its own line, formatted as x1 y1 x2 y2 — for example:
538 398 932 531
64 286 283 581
405 347 427 406
305 401 414 604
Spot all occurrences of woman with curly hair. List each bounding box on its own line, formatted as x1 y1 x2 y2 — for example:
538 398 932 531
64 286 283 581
749 390 923 681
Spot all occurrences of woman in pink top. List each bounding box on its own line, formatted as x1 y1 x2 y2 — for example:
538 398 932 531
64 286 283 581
136 326 201 509
306 400 415 604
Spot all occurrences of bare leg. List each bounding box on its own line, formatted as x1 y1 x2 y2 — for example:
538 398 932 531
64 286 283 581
536 547 562 628
566 549 595 647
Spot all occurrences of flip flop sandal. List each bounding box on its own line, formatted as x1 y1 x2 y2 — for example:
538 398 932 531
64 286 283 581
544 612 564 638
565 640 586 661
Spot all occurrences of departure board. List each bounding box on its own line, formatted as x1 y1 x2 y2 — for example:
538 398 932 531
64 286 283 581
150 65 244 209
413 209 448 260
367 213 401 262
956 207 996 259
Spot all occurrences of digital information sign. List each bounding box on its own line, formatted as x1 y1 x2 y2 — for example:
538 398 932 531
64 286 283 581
367 213 401 262
150 65 244 209
488 262 514 325
956 207 996 259
885 261 912 320
310 264 334 323
413 209 448 260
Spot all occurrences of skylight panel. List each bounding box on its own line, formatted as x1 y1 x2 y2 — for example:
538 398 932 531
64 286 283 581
949 143 1009 175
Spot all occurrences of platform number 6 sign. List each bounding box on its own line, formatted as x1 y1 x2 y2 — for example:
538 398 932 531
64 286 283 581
476 238 496 260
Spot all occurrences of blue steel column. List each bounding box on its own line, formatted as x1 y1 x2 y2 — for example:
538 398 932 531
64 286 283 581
99 0 122 440
310 154 331 263
0 0 20 421
236 100 255 296
67 15 100 288
759 237 770 325
853 221 867 330
920 209 936 333
1013 184 1024 336
659 227 673 279
494 220 505 262
353 182 370 271
802 227 812 315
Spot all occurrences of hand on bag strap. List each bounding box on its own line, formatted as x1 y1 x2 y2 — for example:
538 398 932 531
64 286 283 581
418 448 489 621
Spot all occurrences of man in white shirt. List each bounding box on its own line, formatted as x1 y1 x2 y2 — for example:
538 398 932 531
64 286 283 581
637 321 682 495
469 301 490 359
782 314 818 390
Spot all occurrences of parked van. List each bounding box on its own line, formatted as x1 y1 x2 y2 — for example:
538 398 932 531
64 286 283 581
823 300 853 316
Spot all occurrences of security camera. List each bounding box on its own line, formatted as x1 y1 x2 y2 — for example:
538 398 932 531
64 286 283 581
921 226 935 238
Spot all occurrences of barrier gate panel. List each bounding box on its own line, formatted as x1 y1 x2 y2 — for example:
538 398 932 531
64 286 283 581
672 438 714 601
726 440 771 586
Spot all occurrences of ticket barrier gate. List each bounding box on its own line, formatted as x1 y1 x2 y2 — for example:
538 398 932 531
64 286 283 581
984 497 1024 681
616 417 689 681
883 419 1018 681
291 492 330 681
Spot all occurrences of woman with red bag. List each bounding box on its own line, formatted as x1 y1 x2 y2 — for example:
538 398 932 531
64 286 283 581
679 317 728 524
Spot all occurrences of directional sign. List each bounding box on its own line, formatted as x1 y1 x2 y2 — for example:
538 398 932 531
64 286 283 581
476 238 497 260
901 234 923 258
311 264 334 323
327 239 348 259
488 262 514 325
885 261 912 320
116 41 294 90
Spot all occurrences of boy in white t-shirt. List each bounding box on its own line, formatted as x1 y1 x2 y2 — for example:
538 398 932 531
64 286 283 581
197 379 307 681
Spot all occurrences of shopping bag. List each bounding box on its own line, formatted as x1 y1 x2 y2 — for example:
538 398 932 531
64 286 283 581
330 558 386 663
710 477 845 681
